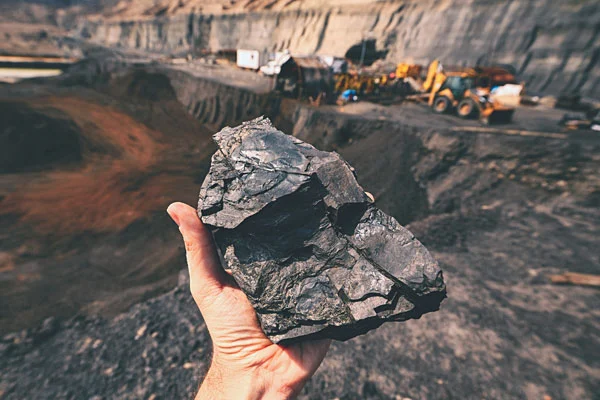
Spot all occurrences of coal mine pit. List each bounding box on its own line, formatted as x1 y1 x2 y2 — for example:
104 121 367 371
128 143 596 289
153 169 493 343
0 55 599 400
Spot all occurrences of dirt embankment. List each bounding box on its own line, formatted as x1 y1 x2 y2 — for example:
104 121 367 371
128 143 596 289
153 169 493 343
165 68 275 130
0 68 217 333
78 0 600 97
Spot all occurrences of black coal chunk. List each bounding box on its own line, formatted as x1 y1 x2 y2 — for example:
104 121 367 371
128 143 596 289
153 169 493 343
198 117 446 343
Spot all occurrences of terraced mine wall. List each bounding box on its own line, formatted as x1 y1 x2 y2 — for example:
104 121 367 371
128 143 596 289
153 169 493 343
78 0 600 97
164 69 275 129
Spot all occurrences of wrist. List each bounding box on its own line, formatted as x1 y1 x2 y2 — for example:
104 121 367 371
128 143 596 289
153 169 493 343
196 358 296 400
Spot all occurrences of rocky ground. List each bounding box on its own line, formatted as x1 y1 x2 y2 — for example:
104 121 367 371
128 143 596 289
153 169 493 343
1 57 599 399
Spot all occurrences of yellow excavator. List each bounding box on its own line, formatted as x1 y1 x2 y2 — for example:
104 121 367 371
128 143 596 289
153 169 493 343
395 63 422 80
423 60 515 124
334 72 379 95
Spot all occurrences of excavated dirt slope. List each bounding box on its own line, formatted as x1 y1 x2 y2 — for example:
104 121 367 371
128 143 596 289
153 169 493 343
1 63 599 399
78 0 600 97
0 68 217 334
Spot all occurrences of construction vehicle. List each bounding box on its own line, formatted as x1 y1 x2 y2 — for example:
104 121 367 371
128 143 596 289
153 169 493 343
395 63 422 80
334 72 379 95
423 60 515 124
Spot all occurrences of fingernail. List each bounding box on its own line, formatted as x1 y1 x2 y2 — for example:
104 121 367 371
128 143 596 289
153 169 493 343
166 204 180 226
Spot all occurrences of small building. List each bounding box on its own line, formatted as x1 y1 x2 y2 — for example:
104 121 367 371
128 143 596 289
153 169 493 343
275 56 333 100
237 49 261 70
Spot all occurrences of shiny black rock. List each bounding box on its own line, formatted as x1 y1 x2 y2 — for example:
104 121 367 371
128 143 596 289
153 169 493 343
198 117 446 343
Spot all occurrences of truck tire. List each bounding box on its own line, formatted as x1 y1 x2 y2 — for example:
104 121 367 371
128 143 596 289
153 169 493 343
457 98 478 119
433 96 451 114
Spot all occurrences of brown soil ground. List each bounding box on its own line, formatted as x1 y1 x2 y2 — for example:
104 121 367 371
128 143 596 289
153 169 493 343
0 71 216 333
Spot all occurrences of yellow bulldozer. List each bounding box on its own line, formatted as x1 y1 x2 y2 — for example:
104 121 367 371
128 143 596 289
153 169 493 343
423 60 515 124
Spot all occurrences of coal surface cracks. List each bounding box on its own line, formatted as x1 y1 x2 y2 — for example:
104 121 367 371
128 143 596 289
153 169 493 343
199 117 446 342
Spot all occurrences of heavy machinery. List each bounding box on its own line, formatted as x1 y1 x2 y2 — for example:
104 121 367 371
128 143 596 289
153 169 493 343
395 63 422 80
423 60 515 124
334 72 378 95
333 62 422 101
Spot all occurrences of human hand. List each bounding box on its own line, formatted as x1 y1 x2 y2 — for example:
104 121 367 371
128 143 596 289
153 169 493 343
167 202 331 400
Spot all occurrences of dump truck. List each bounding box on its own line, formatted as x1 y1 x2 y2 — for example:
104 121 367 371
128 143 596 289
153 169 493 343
424 60 515 124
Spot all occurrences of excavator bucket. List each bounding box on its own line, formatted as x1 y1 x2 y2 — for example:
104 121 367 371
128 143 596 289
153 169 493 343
423 59 440 92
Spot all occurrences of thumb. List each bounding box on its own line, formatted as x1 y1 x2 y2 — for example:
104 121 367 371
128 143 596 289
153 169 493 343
167 202 228 301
